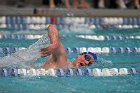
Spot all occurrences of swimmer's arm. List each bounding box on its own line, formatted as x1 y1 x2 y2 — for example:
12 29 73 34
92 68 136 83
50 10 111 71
48 24 59 47
40 24 59 56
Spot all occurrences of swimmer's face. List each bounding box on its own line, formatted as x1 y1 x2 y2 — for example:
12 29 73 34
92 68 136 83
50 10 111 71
73 54 94 67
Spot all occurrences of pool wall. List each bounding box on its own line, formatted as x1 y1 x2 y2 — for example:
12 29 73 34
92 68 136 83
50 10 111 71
0 7 140 17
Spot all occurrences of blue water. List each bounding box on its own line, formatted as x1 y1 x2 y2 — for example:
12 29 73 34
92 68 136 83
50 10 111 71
0 27 140 93
0 75 140 93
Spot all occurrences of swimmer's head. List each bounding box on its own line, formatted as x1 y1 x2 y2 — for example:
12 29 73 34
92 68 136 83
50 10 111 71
81 52 97 61
72 52 97 67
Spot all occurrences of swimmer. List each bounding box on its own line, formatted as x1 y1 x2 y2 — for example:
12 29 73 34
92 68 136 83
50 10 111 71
40 24 97 70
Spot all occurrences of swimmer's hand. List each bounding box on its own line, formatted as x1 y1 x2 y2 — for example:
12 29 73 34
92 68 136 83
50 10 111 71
40 44 56 57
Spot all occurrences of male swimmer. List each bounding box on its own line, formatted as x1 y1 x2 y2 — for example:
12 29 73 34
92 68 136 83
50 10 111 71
40 24 97 70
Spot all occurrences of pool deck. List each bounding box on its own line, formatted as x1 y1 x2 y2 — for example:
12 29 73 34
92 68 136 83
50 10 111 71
0 6 140 17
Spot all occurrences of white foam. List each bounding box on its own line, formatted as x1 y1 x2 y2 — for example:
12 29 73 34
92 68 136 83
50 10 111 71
0 34 49 67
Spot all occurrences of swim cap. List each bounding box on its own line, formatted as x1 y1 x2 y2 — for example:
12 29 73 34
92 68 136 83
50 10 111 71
81 52 97 61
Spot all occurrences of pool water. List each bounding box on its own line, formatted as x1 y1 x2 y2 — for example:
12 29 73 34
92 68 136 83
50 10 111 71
0 27 140 93
0 75 140 93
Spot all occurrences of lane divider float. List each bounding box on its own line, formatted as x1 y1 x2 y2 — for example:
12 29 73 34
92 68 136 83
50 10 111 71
0 68 140 77
0 47 140 55
0 34 140 40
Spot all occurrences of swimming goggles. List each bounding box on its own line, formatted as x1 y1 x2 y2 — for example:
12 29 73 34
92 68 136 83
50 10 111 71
80 54 92 66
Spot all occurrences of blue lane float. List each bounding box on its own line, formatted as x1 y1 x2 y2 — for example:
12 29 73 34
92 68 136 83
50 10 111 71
1 16 140 25
76 35 140 40
0 16 140 25
0 34 140 40
0 68 140 77
0 16 140 30
1 24 140 30
0 34 42 39
0 47 140 55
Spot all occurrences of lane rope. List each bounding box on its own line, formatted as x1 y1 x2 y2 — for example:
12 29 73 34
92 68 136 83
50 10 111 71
0 68 140 77
0 47 140 55
0 34 140 40
76 35 140 41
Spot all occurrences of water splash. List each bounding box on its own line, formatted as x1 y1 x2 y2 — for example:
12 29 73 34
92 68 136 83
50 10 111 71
0 34 49 67
94 57 113 67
